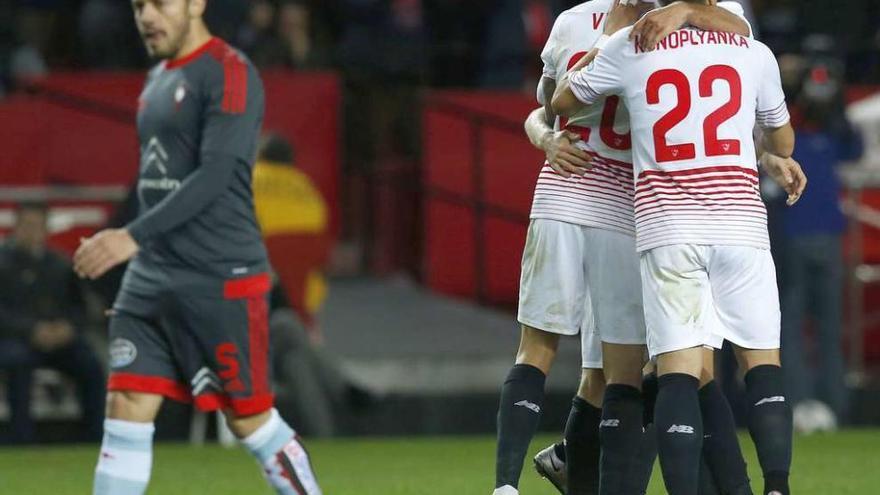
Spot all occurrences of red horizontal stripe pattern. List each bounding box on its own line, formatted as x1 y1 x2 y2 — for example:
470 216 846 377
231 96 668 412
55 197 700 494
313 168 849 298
531 148 636 235
632 164 769 251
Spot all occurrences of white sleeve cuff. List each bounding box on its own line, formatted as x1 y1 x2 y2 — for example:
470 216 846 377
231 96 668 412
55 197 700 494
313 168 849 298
757 101 791 129
569 70 602 106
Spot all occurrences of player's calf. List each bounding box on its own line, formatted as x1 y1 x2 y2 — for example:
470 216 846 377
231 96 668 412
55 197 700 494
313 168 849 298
655 348 705 495
598 343 645 495
735 348 792 495
234 409 322 495
93 391 164 495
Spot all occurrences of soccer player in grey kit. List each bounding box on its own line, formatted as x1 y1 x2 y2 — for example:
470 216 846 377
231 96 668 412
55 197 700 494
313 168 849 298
74 1 322 494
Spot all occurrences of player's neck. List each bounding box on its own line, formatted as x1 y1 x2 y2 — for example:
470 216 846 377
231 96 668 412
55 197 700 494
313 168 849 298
172 23 213 63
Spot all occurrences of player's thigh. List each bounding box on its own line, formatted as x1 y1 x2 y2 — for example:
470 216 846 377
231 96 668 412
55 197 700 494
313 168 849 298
106 312 177 421
583 228 645 346
707 246 781 350
639 244 714 359
171 288 274 418
517 219 589 337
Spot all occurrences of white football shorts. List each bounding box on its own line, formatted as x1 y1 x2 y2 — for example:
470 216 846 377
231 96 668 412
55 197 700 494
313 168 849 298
518 219 646 368
640 244 781 358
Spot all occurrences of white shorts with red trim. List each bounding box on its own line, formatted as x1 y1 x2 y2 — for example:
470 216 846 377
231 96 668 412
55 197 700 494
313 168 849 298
517 219 646 368
640 244 781 358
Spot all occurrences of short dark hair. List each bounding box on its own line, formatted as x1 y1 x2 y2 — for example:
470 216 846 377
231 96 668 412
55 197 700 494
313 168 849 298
258 132 296 165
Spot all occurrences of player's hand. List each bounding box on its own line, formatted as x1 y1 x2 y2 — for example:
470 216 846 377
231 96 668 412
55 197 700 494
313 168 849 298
74 229 139 280
542 130 593 178
604 0 642 36
762 153 807 206
630 1 691 51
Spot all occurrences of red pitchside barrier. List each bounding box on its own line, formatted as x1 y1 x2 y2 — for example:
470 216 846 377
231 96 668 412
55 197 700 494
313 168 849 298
0 71 341 240
422 88 880 362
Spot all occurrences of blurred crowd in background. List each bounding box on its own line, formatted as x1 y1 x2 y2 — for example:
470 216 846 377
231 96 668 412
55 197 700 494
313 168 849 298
1 0 879 441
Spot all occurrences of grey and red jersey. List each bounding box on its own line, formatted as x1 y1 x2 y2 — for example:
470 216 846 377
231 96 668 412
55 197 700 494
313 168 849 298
118 37 267 308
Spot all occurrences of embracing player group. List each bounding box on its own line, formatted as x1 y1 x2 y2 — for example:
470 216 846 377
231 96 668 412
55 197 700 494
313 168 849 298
493 1 806 495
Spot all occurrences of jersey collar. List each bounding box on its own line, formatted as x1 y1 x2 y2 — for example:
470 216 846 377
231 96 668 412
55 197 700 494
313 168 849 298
165 37 221 70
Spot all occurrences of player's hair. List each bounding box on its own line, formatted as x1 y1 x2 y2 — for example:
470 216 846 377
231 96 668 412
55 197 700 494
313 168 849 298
258 132 296 166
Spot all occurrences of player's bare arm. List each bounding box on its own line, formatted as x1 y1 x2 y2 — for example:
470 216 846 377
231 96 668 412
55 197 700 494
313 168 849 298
760 122 806 206
524 107 592 178
631 1 751 51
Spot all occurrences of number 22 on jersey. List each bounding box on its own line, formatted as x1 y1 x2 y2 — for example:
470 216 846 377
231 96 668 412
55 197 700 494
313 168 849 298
647 64 742 162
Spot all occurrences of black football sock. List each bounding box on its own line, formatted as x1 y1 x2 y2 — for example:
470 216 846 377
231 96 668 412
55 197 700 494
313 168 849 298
655 373 703 495
553 441 567 463
744 365 792 495
699 381 753 495
630 423 658 495
495 364 546 489
565 396 602 495
598 384 643 495
642 372 659 427
628 372 660 495
699 456 721 495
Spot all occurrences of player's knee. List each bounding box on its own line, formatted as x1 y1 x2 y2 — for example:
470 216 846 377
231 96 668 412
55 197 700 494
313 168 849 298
656 347 703 379
735 347 780 371
601 343 646 387
578 368 605 406
106 391 163 422
224 409 273 439
514 326 560 373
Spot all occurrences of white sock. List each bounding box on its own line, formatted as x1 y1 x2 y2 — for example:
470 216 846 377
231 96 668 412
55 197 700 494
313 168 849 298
493 485 519 495
242 409 322 495
93 419 155 495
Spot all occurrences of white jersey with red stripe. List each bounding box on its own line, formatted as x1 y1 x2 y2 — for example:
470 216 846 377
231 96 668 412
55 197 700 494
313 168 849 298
532 0 636 236
568 26 789 252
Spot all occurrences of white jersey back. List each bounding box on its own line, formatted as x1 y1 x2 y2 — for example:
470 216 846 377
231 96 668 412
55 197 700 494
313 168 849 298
569 27 789 252
532 0 636 236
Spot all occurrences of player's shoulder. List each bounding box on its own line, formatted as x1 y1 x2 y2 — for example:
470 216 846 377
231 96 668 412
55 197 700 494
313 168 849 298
556 0 613 25
717 1 745 18
195 37 257 79
604 26 635 53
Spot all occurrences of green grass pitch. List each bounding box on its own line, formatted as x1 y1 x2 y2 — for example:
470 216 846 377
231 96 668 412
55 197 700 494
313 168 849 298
1 431 877 494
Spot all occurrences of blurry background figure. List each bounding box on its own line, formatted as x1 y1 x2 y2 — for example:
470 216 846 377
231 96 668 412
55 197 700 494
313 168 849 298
278 0 326 69
779 35 863 433
0 203 104 444
254 133 377 437
77 0 142 69
254 132 331 337
236 0 289 69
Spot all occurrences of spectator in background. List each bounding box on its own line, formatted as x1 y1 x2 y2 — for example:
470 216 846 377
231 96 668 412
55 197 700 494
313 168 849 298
0 203 104 443
780 53 863 432
253 134 379 436
253 133 331 336
237 0 290 68
278 0 328 69
77 0 143 68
